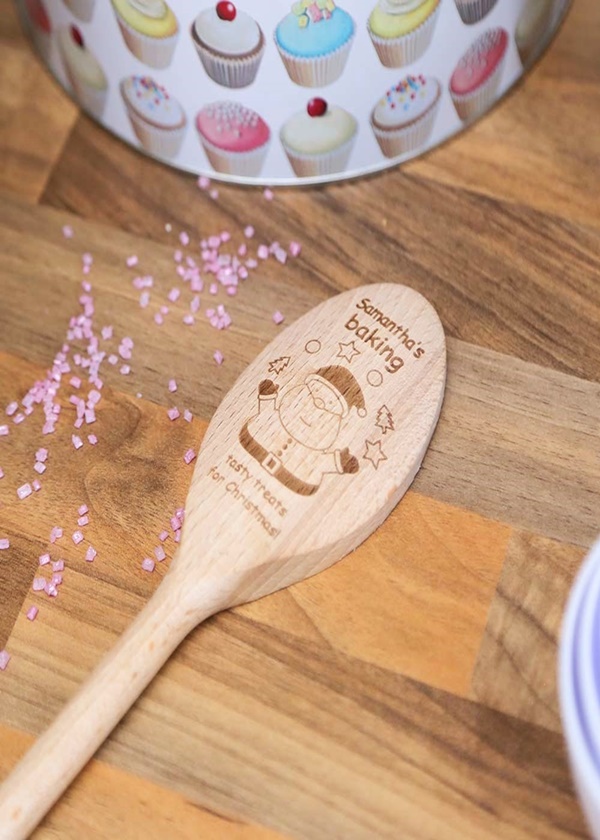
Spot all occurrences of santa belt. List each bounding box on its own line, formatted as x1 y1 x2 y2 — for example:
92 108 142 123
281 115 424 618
239 423 319 497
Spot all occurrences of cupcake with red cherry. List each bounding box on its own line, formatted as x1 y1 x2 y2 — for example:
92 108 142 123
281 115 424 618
57 24 108 119
371 74 441 158
191 2 265 88
280 97 357 179
22 0 53 65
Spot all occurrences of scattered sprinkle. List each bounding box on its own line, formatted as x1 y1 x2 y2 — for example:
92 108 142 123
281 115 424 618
72 530 84 545
39 553 51 566
179 232 190 246
289 241 302 257
158 530 169 542
126 255 139 268
50 527 63 543
183 448 196 465
17 483 32 500
167 407 180 421
273 311 285 325
32 479 42 492
52 560 64 572
36 448 48 462
72 434 83 450
141 558 155 573
197 175 210 190
257 245 269 260
263 188 274 201
0 650 10 671
5 401 18 416
168 379 177 393
62 225 74 239
78 515 89 527
0 539 9 550
85 546 97 562
209 188 219 200
213 350 224 365
88 434 98 445
32 577 46 592
183 409 193 423
34 462 46 475
78 504 88 515
154 545 166 562
26 606 39 621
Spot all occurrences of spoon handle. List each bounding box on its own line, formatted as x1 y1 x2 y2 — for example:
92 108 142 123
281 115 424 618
0 575 222 840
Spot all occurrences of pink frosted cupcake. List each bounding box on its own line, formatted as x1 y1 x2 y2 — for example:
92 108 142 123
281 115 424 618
196 101 270 177
191 2 265 89
121 76 187 159
453 0 498 25
23 0 53 64
449 28 508 122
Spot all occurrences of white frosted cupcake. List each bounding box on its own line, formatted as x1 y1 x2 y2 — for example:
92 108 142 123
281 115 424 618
367 0 441 68
191 2 265 89
196 102 270 177
515 0 557 66
110 0 179 69
57 25 108 119
453 0 498 25
62 0 96 22
281 98 357 178
121 76 187 160
371 75 441 158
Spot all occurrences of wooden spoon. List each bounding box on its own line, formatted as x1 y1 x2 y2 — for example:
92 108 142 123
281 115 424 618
0 283 446 839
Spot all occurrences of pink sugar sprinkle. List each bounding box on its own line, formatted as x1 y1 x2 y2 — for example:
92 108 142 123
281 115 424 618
39 553 51 566
289 241 302 257
198 175 210 190
209 188 219 200
165 222 172 231
72 435 83 450
141 558 155 572
17 483 32 500
34 462 46 475
257 245 269 260
70 376 81 389
154 545 166 562
209 282 218 295
140 291 150 308
0 539 9 550
174 249 183 263
101 326 113 340
275 248 287 265
213 350 224 365
190 296 200 314
50 527 63 543
176 508 185 520
74 418 83 429
120 365 131 376
5 401 18 416
78 504 88 515
85 546 97 562
154 313 164 326
273 311 285 325
0 650 10 671
0 425 10 436
88 434 98 445
168 288 180 303
179 231 190 246
62 225 73 239
244 226 255 239
170 516 180 531
26 606 38 621
78 515 89 527
174 529 181 543
0 468 3 479
36 448 48 462
108 354 118 365
85 409 96 423
32 479 42 492
13 413 25 425
238 266 248 280
168 379 177 393
183 448 196 465
159 530 169 542
183 314 194 326
32 577 46 592
46 583 58 598
119 346 132 360
122 336 134 350
52 560 64 572
88 390 101 405
82 252 93 266
51 573 63 586
167 407 180 421
264 188 274 201
126 255 138 268
72 530 84 545
183 409 193 423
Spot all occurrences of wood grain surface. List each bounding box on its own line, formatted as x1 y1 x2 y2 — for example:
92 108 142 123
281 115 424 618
0 0 599 837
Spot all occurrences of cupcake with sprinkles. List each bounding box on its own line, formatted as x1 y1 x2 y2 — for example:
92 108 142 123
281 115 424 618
275 0 355 88
449 28 508 122
371 74 441 158
120 75 187 159
191 2 265 88
280 97 358 178
195 101 270 177
367 0 441 68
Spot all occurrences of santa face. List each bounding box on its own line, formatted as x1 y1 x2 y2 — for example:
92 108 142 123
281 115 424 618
278 383 342 450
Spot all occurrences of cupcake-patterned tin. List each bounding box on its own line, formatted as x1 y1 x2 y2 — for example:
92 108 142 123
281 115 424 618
15 0 571 185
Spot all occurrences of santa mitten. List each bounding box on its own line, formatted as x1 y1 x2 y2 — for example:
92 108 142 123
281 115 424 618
259 379 279 396
340 448 359 474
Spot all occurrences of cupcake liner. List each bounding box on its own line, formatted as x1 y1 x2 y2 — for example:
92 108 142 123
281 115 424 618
198 135 269 178
64 0 96 23
450 51 506 122
368 3 440 68
453 0 498 25
371 96 441 159
115 13 179 69
281 132 357 178
193 32 265 89
275 32 354 88
123 104 187 160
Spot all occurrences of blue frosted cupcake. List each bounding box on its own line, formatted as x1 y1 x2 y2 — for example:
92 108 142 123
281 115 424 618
275 1 355 88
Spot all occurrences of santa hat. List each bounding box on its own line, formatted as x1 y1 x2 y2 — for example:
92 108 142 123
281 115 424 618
313 366 367 417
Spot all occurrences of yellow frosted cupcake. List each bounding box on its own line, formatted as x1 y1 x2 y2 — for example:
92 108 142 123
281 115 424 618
111 0 179 69
368 0 440 68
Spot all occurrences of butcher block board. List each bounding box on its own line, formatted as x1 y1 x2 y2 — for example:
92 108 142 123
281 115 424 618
0 0 599 837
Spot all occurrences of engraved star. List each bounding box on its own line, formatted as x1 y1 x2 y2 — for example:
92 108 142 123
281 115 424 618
363 439 387 470
337 340 361 363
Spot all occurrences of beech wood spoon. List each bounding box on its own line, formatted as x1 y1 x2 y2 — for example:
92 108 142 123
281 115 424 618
0 283 446 839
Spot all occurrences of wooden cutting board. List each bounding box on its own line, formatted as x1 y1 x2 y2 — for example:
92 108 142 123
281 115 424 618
0 0 599 837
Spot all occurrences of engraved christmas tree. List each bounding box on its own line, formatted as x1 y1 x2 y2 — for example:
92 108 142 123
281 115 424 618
375 404 394 435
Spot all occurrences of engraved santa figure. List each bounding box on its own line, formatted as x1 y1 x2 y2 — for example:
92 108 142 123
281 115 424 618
239 365 366 497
